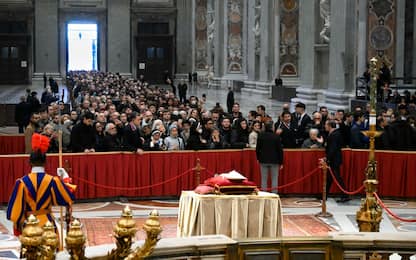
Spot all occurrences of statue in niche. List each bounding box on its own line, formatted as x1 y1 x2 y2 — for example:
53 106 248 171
319 0 331 43
207 2 215 69
252 1 261 55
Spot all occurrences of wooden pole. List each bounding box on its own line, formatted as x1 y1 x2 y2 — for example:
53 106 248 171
58 110 64 251
192 158 205 187
316 159 333 218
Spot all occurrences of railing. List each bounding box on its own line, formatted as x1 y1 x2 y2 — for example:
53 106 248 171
355 76 416 100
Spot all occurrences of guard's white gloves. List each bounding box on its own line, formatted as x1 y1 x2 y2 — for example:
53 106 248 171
57 168 70 179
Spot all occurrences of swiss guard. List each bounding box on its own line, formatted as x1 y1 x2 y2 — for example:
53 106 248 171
7 133 75 236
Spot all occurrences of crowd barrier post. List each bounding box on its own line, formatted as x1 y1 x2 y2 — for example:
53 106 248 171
192 158 205 187
316 159 333 218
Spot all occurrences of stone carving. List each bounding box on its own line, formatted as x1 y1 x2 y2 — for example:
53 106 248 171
370 25 393 50
279 0 298 76
253 0 261 56
319 0 331 43
207 0 215 68
227 0 243 72
195 0 208 70
370 0 393 19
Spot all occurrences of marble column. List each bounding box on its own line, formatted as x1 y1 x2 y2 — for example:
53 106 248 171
324 0 356 111
33 0 60 79
273 0 280 80
213 0 224 77
357 0 368 78
291 0 319 111
176 0 193 75
107 0 131 75
395 0 405 86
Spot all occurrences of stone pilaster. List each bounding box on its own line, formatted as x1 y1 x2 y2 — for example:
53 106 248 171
107 0 131 76
357 0 368 78
291 0 319 112
259 0 271 81
395 0 405 86
176 0 193 74
246 0 256 81
33 0 60 79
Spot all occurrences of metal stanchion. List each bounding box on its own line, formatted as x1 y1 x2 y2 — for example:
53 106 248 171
192 158 205 186
316 159 333 218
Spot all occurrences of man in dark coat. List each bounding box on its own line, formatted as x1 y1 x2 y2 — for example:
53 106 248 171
226 87 234 114
178 79 188 104
256 121 284 193
123 112 144 154
15 96 31 133
325 120 349 202
70 112 96 152
291 102 312 147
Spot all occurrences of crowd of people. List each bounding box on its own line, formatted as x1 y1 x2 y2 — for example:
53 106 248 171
15 71 416 154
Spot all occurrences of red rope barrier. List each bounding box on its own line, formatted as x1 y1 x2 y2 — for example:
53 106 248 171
328 168 365 195
265 167 321 191
374 192 416 223
72 168 194 191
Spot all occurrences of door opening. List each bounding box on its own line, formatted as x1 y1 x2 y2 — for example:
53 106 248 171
67 23 98 71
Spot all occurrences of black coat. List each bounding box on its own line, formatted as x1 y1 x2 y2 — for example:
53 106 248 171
123 124 143 151
325 128 343 167
70 122 96 152
276 122 297 148
15 101 31 125
256 131 284 164
103 134 124 152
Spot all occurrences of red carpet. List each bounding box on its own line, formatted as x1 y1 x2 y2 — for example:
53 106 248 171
80 215 334 246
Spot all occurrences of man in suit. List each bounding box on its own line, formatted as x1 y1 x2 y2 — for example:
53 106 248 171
123 112 144 154
275 111 297 148
70 112 95 153
15 96 31 133
292 102 311 147
325 120 350 202
256 121 284 193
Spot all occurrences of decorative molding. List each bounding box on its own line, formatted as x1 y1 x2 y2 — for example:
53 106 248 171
60 0 106 8
279 0 299 76
227 0 243 73
195 0 208 70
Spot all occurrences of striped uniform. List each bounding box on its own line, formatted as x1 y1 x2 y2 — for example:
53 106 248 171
7 170 75 235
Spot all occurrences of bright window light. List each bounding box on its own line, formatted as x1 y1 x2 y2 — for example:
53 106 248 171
67 23 98 71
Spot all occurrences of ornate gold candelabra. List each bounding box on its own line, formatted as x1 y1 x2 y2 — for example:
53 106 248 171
41 221 59 260
108 206 138 259
126 209 162 259
356 57 383 232
65 219 88 260
20 214 44 260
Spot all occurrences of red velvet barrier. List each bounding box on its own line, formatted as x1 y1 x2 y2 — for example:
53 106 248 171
1 149 415 203
0 135 25 155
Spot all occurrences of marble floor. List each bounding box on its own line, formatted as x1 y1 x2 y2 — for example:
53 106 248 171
1 196 416 251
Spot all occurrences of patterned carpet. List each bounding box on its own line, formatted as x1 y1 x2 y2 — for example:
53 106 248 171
80 214 334 246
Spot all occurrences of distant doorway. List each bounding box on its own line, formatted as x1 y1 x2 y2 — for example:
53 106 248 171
67 23 98 71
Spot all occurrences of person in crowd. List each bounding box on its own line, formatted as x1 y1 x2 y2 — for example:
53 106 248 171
219 117 232 148
275 111 297 148
41 86 58 105
226 87 234 114
145 129 166 151
256 105 272 124
231 118 250 148
164 124 185 151
7 133 75 236
27 91 41 113
208 127 225 149
230 103 243 125
103 123 123 151
249 120 262 148
350 111 369 149
15 96 31 133
186 122 207 150
24 112 40 154
292 102 312 147
181 120 191 146
302 128 324 148
41 124 59 153
256 121 284 193
94 122 105 152
123 112 144 154
319 106 329 123
178 79 188 104
325 120 350 202
70 112 96 153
